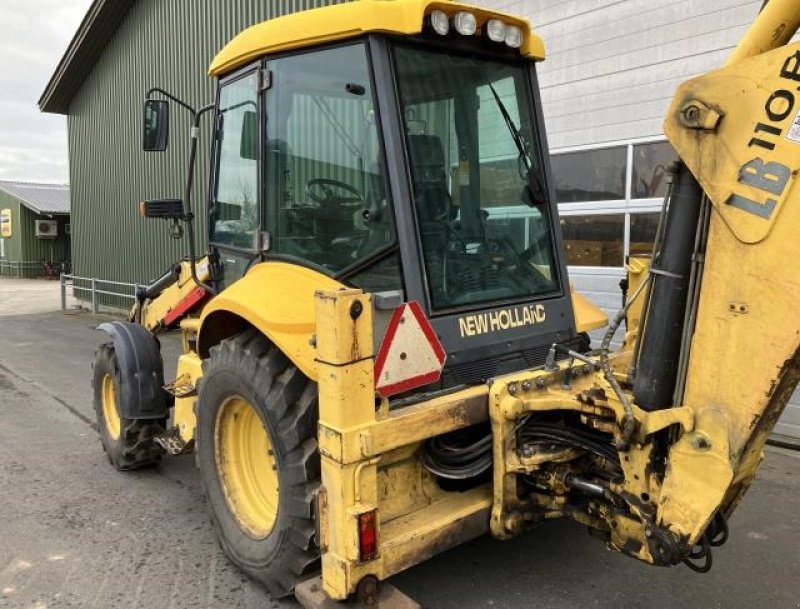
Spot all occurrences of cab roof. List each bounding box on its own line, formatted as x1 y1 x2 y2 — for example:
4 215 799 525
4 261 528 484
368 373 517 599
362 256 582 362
209 0 545 77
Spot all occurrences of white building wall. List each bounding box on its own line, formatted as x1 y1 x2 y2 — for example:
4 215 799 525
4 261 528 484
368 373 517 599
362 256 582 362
480 0 799 441
486 0 762 149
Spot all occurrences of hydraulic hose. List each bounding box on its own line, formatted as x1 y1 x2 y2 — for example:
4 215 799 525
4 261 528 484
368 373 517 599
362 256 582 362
599 273 652 446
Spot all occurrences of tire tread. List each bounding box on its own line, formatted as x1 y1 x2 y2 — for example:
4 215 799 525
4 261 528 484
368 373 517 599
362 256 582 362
198 330 319 598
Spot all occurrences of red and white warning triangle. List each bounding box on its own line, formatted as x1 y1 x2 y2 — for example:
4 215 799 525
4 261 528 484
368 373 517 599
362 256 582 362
374 301 446 398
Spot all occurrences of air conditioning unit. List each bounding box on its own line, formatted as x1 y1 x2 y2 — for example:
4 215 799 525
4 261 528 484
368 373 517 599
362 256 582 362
35 220 58 239
65 223 71 235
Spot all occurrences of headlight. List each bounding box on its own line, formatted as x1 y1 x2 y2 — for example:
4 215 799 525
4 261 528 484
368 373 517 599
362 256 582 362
505 25 523 48
453 11 477 36
486 19 507 43
429 10 450 36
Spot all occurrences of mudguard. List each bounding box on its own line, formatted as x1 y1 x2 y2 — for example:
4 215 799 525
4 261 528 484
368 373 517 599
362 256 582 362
97 321 167 420
198 262 344 381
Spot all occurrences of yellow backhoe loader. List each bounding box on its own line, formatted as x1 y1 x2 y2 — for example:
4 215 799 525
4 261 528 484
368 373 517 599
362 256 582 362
92 0 800 605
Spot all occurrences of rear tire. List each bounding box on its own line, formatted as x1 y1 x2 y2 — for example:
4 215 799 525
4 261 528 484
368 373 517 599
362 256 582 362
196 330 320 597
92 342 166 470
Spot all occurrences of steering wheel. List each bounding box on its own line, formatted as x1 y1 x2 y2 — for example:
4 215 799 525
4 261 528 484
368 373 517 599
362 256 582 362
306 178 364 207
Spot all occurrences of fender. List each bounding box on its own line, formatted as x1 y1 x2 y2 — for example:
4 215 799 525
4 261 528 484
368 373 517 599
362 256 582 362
570 287 608 334
97 321 168 419
198 262 344 381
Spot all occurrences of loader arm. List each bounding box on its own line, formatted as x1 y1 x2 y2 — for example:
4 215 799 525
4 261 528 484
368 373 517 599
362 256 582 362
129 257 212 333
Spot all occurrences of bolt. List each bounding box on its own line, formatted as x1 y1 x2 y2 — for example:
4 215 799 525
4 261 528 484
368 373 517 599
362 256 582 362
521 379 532 391
508 383 518 396
683 104 700 124
536 377 547 389
583 364 592 375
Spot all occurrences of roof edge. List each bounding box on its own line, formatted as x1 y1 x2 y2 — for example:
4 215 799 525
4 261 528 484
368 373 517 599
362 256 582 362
38 0 135 115
0 181 71 216
209 0 543 77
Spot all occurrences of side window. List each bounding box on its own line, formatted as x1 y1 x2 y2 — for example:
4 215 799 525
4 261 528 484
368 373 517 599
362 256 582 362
211 73 259 249
265 44 394 274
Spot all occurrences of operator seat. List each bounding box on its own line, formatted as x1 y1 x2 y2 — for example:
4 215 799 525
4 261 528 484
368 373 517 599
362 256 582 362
407 134 452 303
407 134 452 223
266 139 314 260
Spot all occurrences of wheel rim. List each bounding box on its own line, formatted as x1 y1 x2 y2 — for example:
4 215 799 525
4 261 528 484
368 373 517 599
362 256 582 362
101 373 121 440
215 396 279 539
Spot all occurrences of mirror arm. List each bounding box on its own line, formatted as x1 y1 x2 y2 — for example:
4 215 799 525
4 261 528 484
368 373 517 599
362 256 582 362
146 87 196 116
145 87 217 295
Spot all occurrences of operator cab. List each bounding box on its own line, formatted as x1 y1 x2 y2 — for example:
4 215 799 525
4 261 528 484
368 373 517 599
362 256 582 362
148 5 580 386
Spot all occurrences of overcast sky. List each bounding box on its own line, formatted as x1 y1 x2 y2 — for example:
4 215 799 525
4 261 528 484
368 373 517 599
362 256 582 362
0 0 93 184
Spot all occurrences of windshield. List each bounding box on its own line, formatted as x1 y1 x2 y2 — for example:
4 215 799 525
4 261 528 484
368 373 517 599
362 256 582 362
393 44 558 310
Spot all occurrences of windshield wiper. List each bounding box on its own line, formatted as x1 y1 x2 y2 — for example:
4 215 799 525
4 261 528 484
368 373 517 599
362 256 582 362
488 83 531 174
488 83 547 207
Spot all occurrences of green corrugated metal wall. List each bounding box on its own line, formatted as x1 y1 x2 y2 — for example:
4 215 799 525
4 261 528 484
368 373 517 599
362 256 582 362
67 0 346 286
0 191 70 277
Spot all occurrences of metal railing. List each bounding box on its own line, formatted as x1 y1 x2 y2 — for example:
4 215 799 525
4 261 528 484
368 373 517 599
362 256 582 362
61 274 140 314
0 260 47 277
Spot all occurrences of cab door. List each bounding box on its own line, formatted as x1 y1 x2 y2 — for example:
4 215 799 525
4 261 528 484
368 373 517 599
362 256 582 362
209 67 263 287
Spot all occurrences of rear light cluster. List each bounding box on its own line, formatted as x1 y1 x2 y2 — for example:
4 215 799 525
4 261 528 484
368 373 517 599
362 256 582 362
358 509 379 562
426 10 523 49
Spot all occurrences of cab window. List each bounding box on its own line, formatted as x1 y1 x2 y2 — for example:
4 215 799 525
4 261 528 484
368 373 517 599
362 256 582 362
211 72 260 250
265 43 395 275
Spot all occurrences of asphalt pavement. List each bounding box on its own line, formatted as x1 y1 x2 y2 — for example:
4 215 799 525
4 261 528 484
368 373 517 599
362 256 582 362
0 278 798 608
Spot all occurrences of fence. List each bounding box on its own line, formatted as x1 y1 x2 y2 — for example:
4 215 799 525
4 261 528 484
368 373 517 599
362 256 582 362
0 260 49 278
61 274 140 314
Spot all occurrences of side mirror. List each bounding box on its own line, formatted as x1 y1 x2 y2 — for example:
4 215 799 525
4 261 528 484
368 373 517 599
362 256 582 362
143 99 169 152
240 110 258 161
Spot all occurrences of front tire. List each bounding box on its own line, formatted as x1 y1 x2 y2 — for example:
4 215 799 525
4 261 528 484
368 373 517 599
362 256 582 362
196 330 319 597
92 342 166 470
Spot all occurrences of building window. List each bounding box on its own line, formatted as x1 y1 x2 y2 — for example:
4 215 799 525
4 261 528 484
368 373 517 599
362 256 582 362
631 141 678 199
629 212 660 258
550 146 627 203
551 139 672 268
560 214 624 267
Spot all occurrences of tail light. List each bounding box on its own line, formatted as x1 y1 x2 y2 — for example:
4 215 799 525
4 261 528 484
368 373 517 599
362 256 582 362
358 509 379 562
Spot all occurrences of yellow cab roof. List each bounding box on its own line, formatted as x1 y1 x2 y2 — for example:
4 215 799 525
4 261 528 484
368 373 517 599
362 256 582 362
209 0 545 77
